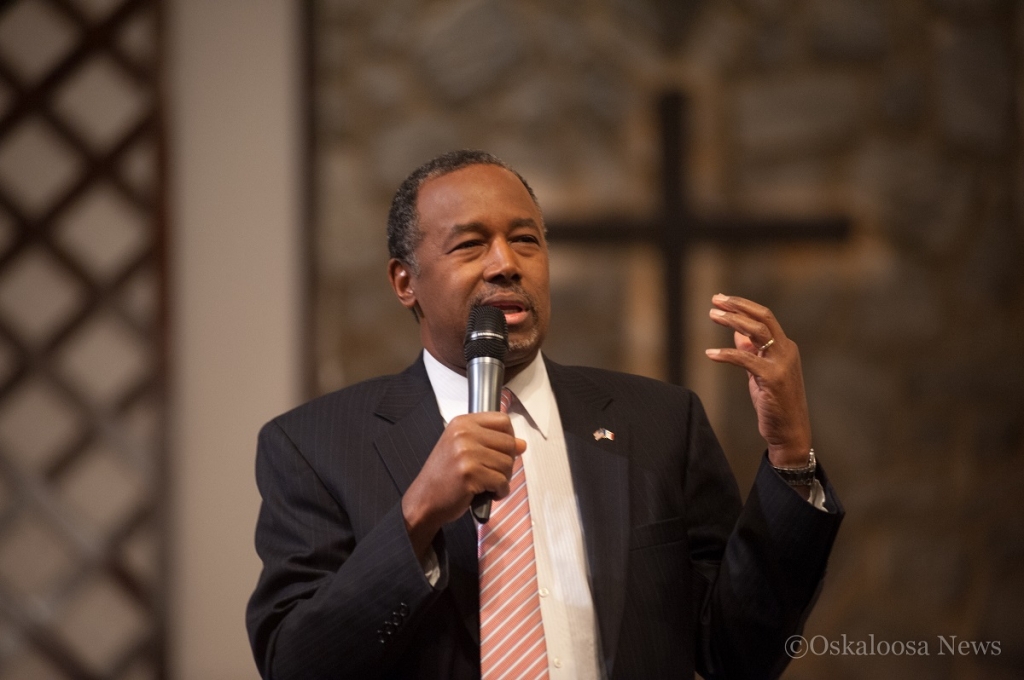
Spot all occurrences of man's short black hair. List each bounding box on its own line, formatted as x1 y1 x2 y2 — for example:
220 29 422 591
386 150 540 271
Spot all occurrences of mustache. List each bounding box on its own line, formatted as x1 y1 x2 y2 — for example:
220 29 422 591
469 284 537 312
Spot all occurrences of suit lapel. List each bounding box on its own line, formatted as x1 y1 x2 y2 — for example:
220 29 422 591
372 358 481 645
546 359 630 675
372 366 443 495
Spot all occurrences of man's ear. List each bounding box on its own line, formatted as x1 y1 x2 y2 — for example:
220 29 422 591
388 258 417 311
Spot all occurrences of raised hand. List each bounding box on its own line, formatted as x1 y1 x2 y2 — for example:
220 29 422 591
704 294 812 468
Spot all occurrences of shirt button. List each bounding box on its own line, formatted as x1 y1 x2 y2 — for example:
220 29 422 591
553 658 562 668
539 587 549 597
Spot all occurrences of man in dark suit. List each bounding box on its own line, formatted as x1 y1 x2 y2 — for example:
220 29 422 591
246 151 843 679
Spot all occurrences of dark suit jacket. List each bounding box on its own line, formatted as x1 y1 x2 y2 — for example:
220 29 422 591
246 356 843 679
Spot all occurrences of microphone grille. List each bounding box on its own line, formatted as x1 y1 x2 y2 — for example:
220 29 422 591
464 306 508 361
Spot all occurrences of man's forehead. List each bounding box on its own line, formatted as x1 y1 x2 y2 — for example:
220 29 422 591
416 164 538 223
420 163 520 195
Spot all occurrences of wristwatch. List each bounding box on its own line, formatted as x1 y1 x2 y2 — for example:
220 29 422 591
771 448 816 487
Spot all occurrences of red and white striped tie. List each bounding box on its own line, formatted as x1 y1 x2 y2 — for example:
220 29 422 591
478 387 549 679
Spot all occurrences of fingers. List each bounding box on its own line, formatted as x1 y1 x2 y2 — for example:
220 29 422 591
460 435 525 501
705 346 764 373
733 330 756 353
706 294 795 367
457 411 517 437
705 321 769 373
711 293 787 343
445 413 525 482
448 413 523 457
710 307 774 349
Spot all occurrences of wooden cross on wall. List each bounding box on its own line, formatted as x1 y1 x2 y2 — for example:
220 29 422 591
545 91 850 386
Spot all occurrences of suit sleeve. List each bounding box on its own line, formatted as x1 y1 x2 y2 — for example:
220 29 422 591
245 419 448 679
683 396 844 680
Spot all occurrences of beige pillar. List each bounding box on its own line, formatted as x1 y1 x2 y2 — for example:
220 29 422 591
167 0 301 677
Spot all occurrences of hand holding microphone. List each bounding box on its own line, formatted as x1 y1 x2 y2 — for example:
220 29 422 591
400 306 524 558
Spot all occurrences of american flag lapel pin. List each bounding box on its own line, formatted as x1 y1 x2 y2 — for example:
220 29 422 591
593 428 615 441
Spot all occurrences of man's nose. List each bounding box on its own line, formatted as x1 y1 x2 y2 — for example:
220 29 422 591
483 238 521 281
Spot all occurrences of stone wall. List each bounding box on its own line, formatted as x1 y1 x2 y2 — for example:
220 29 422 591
311 0 1024 677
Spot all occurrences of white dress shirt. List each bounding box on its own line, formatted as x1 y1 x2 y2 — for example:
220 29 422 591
423 350 602 679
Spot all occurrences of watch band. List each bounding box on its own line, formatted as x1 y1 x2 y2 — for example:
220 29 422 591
771 448 816 486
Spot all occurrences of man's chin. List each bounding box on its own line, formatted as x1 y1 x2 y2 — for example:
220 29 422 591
507 327 542 363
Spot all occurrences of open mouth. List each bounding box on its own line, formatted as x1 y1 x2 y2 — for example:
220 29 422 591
484 300 530 327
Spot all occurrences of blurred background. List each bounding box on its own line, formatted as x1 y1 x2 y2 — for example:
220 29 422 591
0 0 1021 678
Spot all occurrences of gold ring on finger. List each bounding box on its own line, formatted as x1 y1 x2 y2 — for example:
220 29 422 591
758 338 775 354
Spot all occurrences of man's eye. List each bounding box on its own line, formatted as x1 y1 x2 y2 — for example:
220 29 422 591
452 240 482 251
512 235 540 244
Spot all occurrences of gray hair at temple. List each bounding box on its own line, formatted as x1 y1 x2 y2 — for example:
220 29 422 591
386 150 542 272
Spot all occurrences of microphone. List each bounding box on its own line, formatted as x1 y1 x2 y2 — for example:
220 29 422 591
464 305 509 524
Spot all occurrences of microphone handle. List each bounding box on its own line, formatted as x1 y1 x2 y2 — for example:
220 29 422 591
467 357 504 524
471 492 493 524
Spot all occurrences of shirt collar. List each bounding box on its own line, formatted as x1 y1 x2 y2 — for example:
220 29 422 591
422 349 554 439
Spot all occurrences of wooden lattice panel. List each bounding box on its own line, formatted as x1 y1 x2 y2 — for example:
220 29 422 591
0 0 165 678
